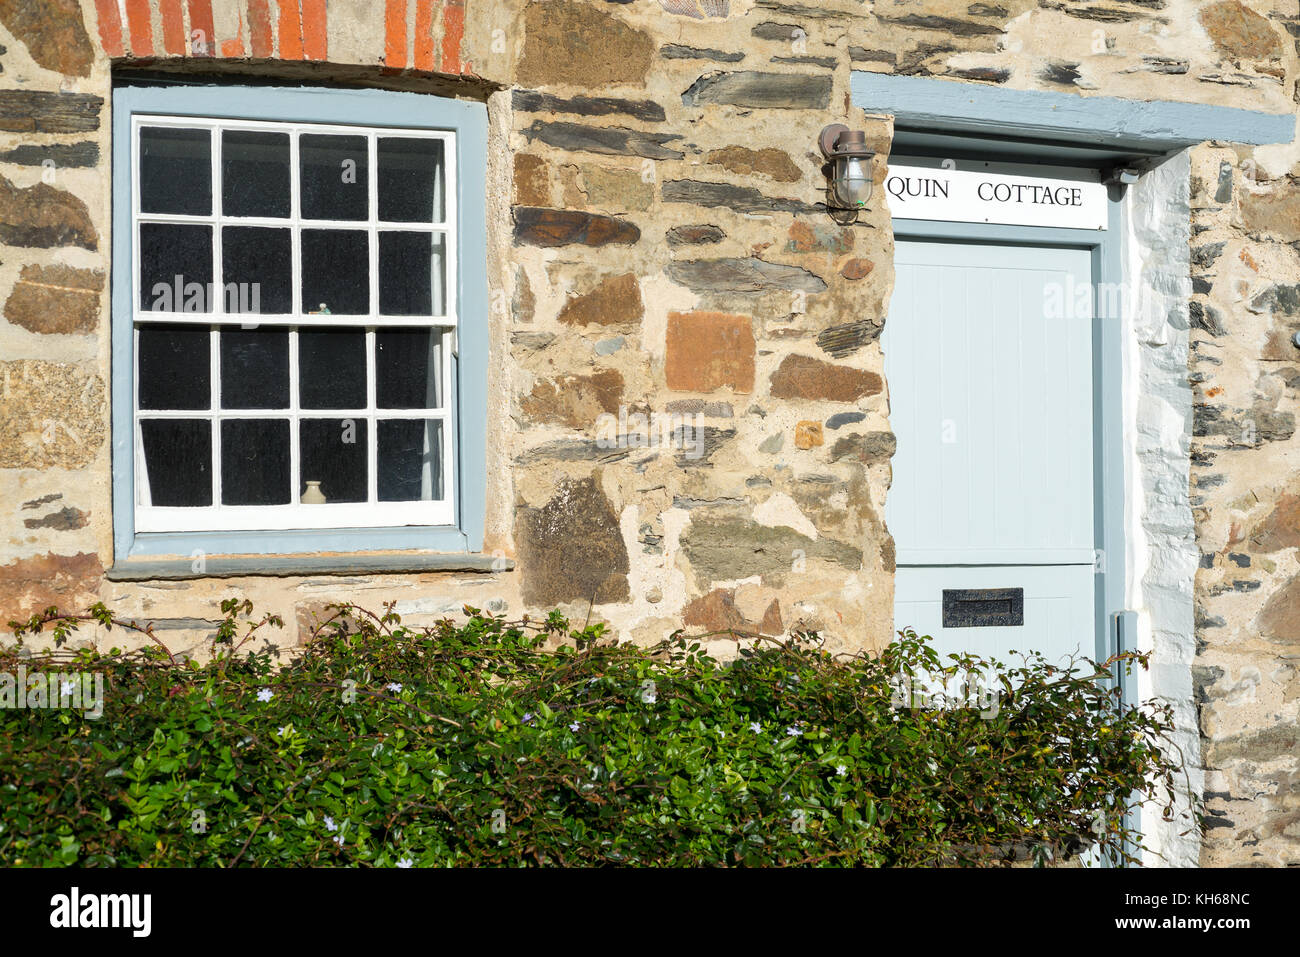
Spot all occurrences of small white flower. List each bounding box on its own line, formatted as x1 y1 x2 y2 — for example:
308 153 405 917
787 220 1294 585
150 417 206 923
396 858 414 868
277 724 293 738
333 835 344 847
786 726 803 737
569 721 581 732
386 682 403 693
60 680 75 696
323 815 337 832
749 721 762 734
836 765 847 777
256 688 273 703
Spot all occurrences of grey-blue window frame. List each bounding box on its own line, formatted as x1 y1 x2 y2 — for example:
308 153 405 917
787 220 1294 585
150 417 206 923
110 82 489 561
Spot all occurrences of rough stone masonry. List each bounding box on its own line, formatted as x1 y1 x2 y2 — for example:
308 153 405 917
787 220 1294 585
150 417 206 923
0 0 1297 866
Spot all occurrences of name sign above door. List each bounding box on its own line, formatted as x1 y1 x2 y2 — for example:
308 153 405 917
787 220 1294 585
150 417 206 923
884 163 1108 230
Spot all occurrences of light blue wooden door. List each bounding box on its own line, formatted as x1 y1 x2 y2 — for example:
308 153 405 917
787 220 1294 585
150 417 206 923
884 240 1096 668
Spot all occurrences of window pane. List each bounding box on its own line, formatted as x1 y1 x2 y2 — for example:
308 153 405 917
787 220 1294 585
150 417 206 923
376 328 443 409
222 226 292 314
140 419 212 506
379 231 446 316
299 327 366 409
139 224 213 311
221 419 290 505
220 327 289 409
378 419 444 502
222 129 290 218
301 229 369 315
138 324 211 411
300 133 368 221
140 126 211 215
378 137 444 222
299 418 368 503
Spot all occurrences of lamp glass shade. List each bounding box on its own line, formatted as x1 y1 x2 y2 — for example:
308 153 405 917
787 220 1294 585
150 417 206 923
833 156 873 208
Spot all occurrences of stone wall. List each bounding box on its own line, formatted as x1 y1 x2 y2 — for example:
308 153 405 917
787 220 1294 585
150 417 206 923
0 0 1298 864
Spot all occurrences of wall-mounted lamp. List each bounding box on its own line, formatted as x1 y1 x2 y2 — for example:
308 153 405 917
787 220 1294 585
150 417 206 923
819 124 875 215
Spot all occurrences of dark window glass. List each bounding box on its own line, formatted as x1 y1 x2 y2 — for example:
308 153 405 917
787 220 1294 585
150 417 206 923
301 229 369 315
299 328 366 409
378 419 443 501
140 126 211 215
139 224 213 311
222 129 290 218
221 226 292 314
220 327 289 409
220 419 291 505
140 419 212 506
378 137 444 222
300 133 368 221
138 324 211 411
376 328 442 409
299 418 368 503
378 231 433 316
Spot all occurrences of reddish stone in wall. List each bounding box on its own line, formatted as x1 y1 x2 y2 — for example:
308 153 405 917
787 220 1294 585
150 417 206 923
0 552 103 620
556 274 643 327
683 587 782 636
665 311 755 394
1199 0 1283 60
514 207 640 247
0 176 97 250
4 264 103 335
0 0 94 76
769 354 882 402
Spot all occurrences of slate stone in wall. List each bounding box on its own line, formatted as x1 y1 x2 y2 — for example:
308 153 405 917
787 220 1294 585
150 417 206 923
0 0 93 77
662 179 819 215
879 14 1005 35
667 224 725 246
0 142 99 168
661 44 746 62
681 72 832 110
667 258 827 295
0 175 97 249
4 263 103 335
514 207 640 247
1041 61 1082 85
817 319 882 358
23 505 88 530
769 354 883 401
512 90 666 123
1048 3 1152 23
522 120 684 160
514 439 631 464
0 90 101 133
771 55 838 69
755 0 850 17
517 477 630 606
948 66 1011 82
680 514 861 588
849 47 895 64
751 21 802 41
660 0 731 18
706 146 801 183
829 431 897 464
1190 301 1227 337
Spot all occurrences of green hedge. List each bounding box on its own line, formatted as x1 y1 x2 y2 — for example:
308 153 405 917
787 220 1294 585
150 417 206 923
0 601 1187 866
